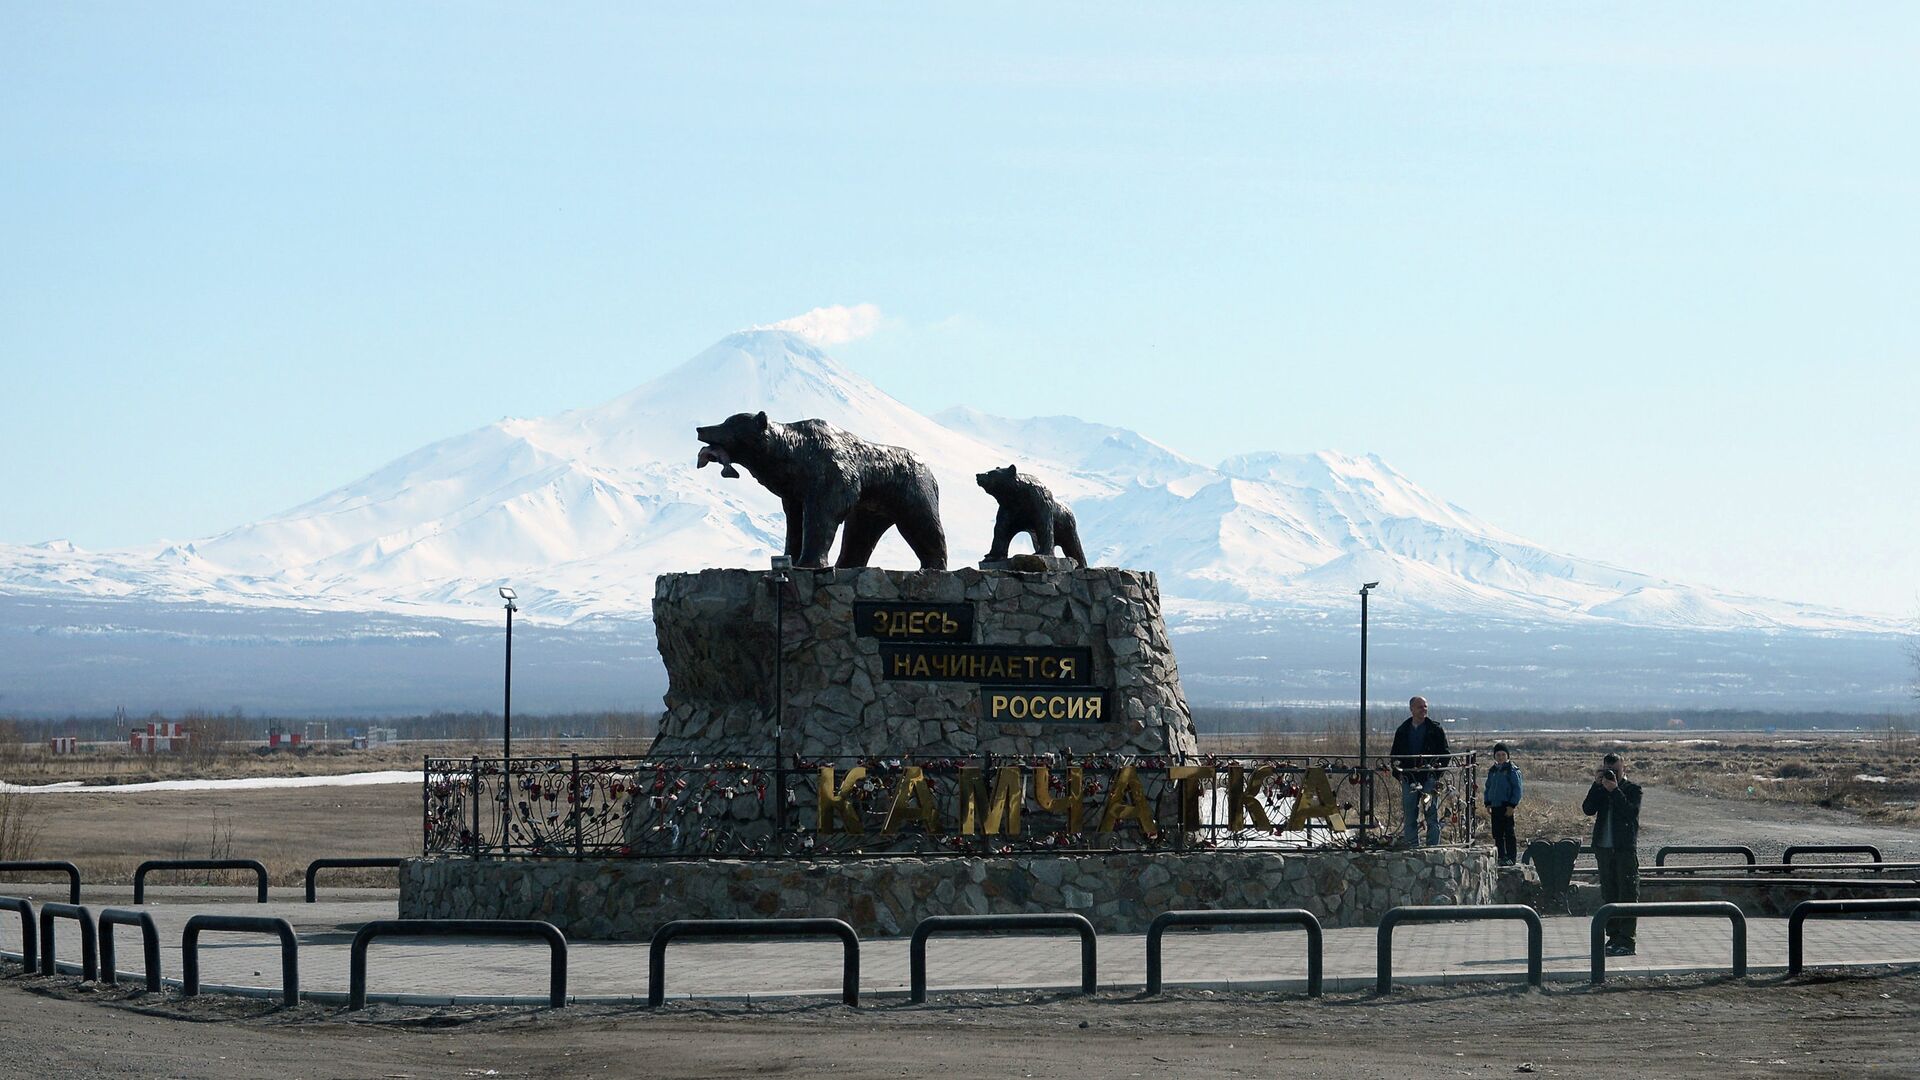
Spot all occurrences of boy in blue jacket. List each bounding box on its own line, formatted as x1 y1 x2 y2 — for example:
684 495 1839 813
1483 742 1523 865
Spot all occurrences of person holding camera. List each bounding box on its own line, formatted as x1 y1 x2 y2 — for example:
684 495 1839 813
1482 742 1523 865
1390 695 1449 847
1583 751 1644 955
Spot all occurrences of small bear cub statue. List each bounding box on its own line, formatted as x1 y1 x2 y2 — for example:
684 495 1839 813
976 465 1087 568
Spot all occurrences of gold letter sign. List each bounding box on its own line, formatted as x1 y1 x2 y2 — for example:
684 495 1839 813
882 766 942 834
1032 766 1084 833
1226 764 1275 831
957 766 1024 835
1167 766 1216 829
1284 766 1348 832
1097 766 1158 836
817 766 865 834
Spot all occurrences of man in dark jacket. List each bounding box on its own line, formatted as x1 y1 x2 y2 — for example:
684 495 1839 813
1390 696 1450 846
1583 752 1644 955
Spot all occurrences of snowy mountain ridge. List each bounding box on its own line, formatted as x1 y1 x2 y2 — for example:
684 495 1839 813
0 329 1887 634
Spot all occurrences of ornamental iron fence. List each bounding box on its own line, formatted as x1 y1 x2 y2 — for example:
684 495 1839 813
423 752 1476 859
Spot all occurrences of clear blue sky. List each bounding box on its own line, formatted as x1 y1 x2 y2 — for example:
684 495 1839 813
3 4 1916 616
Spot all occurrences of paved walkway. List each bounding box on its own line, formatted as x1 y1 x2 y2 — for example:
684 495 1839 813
3 884 1918 1005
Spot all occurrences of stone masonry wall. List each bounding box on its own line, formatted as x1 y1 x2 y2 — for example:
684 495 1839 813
402 849 1495 940
648 566 1199 760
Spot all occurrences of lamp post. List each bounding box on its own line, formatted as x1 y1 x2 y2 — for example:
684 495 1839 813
1358 580 1380 832
767 556 791 835
499 587 517 765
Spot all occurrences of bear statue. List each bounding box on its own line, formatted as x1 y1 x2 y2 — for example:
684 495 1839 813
695 411 948 570
976 465 1087 568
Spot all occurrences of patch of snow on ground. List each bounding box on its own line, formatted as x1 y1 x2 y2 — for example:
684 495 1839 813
1655 739 1725 746
0 770 422 794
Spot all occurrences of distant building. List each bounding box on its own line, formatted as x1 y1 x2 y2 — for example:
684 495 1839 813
49 736 78 755
131 721 187 753
267 726 303 750
347 726 398 750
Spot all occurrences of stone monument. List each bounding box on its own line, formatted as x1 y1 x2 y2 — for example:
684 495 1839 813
649 565 1198 761
400 420 1495 940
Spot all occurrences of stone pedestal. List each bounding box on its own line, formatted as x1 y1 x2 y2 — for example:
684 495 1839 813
402 848 1497 939
648 566 1198 760
980 554 1078 572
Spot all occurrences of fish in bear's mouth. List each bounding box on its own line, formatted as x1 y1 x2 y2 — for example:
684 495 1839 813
697 444 741 479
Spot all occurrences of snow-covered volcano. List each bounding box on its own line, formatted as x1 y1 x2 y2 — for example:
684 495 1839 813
0 329 1886 633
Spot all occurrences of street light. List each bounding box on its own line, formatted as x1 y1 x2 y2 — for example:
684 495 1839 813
1358 581 1381 833
767 556 791 835
500 586 518 766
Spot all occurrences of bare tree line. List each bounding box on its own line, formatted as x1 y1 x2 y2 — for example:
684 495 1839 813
1195 703 1916 735
0 709 656 746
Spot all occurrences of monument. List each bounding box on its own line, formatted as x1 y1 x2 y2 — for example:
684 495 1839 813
648 564 1196 761
694 410 948 569
975 464 1088 569
402 414 1490 939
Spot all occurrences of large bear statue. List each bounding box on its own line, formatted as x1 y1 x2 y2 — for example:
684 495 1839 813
696 411 948 569
976 465 1087 567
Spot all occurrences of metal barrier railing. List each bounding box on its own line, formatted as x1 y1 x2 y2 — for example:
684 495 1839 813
1782 845 1882 865
0 861 82 904
1655 846 1756 867
1641 876 1920 896
1634 861 1919 877
1377 905 1542 993
182 914 300 1006
349 919 567 1010
1145 909 1322 996
1589 901 1746 983
304 858 406 902
648 918 860 1008
1787 897 1920 976
38 902 97 982
99 908 162 992
910 914 1097 1004
1 896 37 974
134 859 270 904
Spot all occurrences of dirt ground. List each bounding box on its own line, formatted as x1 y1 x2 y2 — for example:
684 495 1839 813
1531 779 1920 862
4 967 1918 1079
11 784 420 887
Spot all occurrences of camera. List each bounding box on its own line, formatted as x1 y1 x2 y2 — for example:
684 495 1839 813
1599 768 1617 782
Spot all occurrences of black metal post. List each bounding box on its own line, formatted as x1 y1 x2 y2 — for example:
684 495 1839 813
500 593 516 855
471 755 482 857
772 571 787 835
1359 584 1371 831
503 601 514 765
